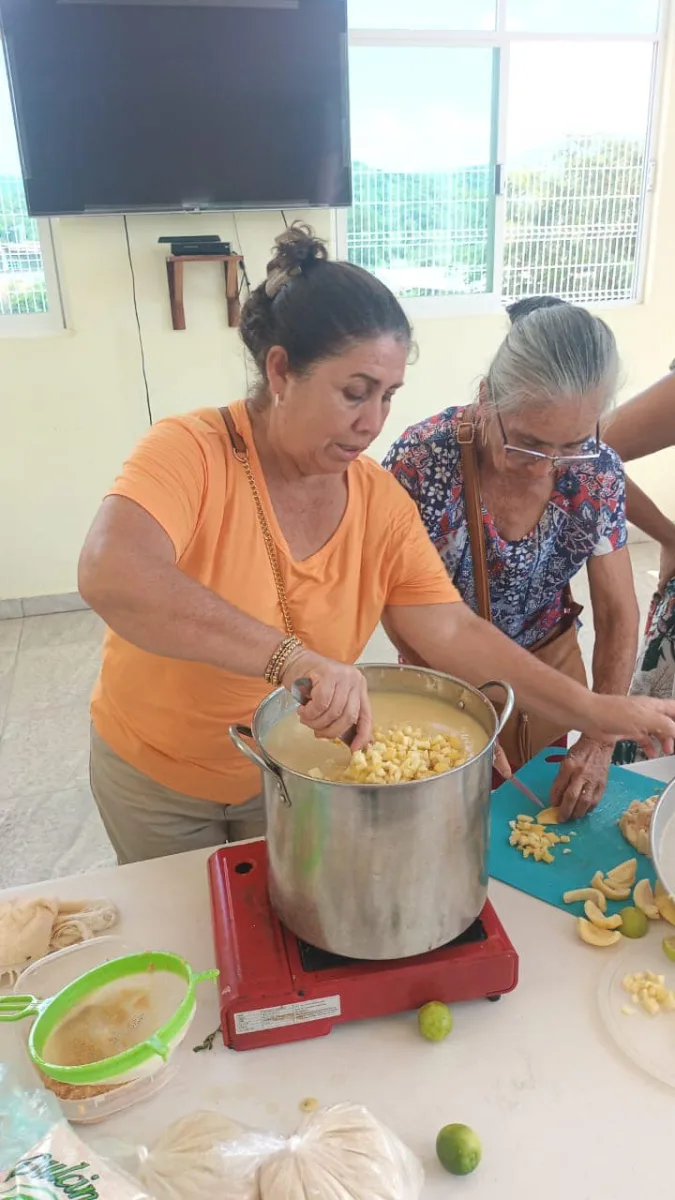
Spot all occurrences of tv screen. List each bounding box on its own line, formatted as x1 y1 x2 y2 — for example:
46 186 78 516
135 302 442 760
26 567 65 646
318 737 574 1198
0 0 351 216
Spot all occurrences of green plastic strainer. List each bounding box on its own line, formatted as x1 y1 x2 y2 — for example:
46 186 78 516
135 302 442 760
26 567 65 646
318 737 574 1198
0 950 217 1088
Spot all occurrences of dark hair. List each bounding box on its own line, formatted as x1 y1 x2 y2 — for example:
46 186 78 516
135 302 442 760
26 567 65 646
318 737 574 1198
239 223 412 397
506 295 567 325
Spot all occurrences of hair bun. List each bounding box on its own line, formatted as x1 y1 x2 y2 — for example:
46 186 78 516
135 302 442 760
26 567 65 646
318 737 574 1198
264 223 328 299
506 295 568 325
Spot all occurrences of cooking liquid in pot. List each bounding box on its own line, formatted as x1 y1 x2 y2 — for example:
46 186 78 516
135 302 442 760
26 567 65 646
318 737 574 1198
263 689 489 782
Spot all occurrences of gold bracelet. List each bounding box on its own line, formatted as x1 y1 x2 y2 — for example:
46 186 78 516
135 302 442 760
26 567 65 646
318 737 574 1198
264 635 303 686
264 637 291 684
272 637 303 684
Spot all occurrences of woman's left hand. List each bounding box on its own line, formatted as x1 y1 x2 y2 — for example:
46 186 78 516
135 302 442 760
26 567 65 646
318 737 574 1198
549 737 613 821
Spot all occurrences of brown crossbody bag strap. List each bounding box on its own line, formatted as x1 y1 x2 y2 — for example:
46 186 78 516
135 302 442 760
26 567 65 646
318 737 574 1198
457 420 578 637
457 421 492 622
220 406 296 638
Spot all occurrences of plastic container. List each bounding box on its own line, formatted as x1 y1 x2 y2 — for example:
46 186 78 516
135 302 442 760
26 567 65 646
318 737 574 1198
597 929 675 1089
3 949 217 1096
11 937 176 1124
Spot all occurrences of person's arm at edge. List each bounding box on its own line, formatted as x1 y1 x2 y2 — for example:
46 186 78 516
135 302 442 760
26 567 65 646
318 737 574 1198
603 372 675 462
623 477 675 591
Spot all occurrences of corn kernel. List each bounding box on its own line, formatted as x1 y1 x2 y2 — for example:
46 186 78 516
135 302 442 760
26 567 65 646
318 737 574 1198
621 970 675 1016
317 724 471 785
508 812 566 864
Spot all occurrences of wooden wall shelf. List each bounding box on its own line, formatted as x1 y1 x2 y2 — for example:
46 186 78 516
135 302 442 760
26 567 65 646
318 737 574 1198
166 253 244 331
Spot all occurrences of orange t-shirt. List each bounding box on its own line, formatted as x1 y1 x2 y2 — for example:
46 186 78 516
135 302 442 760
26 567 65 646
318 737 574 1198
91 402 460 803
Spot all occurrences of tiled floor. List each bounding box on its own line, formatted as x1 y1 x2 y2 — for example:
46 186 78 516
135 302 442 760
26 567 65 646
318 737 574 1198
0 542 661 889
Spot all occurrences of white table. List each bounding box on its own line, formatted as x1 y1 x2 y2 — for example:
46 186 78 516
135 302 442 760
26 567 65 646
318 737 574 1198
2 757 674 1199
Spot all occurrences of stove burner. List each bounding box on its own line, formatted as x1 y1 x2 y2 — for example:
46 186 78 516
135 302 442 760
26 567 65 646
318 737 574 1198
208 841 519 1051
297 918 487 973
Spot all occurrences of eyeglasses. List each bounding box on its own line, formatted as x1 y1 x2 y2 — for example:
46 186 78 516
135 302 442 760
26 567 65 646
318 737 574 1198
495 410 601 468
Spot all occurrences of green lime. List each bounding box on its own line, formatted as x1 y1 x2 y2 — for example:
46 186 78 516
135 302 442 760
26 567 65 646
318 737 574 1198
620 907 649 939
418 1001 453 1042
436 1124 482 1176
663 936 675 963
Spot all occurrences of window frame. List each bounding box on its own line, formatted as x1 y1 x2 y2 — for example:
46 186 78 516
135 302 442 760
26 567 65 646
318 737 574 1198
336 0 669 317
0 217 65 337
0 27 66 338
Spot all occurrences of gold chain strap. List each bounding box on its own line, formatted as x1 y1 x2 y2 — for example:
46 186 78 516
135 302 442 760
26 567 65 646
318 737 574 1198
233 445 295 639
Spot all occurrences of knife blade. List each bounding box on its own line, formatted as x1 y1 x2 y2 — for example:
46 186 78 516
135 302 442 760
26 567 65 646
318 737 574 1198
494 768 544 809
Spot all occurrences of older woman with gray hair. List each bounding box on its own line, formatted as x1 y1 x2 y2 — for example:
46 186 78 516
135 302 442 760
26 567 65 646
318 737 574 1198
384 300 639 820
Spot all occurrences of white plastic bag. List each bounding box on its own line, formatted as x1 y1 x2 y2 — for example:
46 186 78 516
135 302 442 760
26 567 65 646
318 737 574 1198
137 1111 284 1200
259 1104 424 1200
0 1121 149 1200
136 1103 423 1200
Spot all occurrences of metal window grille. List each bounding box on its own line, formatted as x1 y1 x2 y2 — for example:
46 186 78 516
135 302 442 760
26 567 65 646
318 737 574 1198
348 162 493 299
346 5 664 307
0 173 47 317
502 135 647 304
0 42 48 320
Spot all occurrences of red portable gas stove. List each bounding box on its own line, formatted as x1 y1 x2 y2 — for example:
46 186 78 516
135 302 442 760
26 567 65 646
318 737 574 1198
208 841 518 1051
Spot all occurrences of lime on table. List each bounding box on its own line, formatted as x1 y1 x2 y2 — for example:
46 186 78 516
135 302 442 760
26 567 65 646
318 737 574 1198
620 907 648 939
436 1124 482 1176
418 1001 453 1042
663 936 675 962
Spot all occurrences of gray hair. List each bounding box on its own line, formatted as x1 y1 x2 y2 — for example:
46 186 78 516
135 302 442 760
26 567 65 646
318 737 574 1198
485 305 620 416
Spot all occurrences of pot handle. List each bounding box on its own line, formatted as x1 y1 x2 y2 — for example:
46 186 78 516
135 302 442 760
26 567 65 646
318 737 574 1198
229 725 292 808
229 724 273 775
478 681 515 736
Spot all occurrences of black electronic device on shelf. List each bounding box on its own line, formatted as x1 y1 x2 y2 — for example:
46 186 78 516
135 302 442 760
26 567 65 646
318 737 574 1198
158 236 232 257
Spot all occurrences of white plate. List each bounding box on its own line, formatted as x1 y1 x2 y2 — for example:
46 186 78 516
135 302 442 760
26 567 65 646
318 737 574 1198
598 927 675 1089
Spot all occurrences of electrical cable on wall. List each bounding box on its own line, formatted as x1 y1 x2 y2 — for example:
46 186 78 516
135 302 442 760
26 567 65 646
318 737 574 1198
231 211 252 395
123 215 154 426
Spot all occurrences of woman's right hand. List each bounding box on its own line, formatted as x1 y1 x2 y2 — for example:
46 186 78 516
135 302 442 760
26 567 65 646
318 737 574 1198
583 694 675 757
281 650 373 751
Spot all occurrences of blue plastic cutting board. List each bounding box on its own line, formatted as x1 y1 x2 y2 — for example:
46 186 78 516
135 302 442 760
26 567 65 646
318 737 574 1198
488 749 663 916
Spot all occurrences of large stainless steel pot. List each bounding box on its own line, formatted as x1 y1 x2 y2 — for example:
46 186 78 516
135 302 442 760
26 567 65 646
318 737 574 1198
230 665 513 961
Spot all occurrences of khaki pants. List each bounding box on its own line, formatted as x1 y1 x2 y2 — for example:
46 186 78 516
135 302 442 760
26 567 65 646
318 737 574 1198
89 726 266 865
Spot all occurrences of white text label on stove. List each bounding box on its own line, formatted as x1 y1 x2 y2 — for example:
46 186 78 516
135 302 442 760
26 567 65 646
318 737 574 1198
234 995 342 1035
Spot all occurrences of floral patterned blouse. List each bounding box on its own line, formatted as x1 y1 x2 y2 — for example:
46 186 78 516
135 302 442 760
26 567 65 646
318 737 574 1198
383 405 627 649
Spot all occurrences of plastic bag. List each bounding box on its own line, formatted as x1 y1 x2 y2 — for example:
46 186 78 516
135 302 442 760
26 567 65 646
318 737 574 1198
0 1066 62 1173
134 1103 423 1200
0 1071 149 1200
137 1110 284 1200
258 1104 424 1200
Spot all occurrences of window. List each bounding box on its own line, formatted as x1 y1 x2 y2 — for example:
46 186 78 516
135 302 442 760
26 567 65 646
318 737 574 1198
0 45 62 333
342 0 666 309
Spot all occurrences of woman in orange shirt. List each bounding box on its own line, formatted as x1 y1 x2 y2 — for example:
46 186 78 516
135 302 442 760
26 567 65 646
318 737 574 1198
79 226 675 864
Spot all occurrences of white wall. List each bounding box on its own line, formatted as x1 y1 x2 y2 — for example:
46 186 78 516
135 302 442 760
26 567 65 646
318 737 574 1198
2 28 675 600
1 209 331 599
